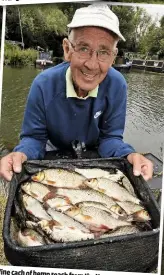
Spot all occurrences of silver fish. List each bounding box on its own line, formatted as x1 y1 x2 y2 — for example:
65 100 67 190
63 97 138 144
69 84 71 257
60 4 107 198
17 228 45 247
21 182 52 202
75 168 124 181
117 201 144 216
46 207 90 233
44 196 72 212
101 225 140 238
31 169 86 189
84 178 140 205
121 177 136 197
46 188 127 218
117 202 151 222
22 194 52 221
38 220 94 242
127 210 151 222
76 201 120 219
66 206 130 232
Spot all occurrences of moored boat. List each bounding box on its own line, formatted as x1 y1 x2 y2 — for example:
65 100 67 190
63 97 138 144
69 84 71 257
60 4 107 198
132 59 164 73
35 51 53 69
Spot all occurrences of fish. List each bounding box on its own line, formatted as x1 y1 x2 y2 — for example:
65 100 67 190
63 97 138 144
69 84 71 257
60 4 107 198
101 225 140 238
22 194 52 221
84 178 140 205
44 196 72 212
117 201 144 216
76 202 123 219
65 206 130 232
17 228 45 247
21 182 54 202
116 202 151 222
75 168 124 181
25 220 54 244
46 188 127 218
127 210 151 222
38 220 94 242
46 207 90 233
121 177 136 197
31 169 86 189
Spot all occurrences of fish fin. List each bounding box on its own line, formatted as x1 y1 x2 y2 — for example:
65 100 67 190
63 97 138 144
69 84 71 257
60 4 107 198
43 191 57 202
89 225 108 233
68 226 76 230
84 215 92 221
47 180 56 185
98 188 106 193
49 220 61 230
30 192 38 198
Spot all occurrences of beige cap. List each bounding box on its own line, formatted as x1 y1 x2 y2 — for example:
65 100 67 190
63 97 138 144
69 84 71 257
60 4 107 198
67 4 125 41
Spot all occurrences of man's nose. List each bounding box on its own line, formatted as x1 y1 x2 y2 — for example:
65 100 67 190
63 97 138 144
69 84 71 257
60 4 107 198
84 51 99 70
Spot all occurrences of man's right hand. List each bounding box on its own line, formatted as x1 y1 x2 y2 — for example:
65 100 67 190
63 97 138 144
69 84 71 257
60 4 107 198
0 152 27 181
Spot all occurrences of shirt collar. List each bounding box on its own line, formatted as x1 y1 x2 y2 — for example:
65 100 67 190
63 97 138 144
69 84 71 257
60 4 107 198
66 67 98 100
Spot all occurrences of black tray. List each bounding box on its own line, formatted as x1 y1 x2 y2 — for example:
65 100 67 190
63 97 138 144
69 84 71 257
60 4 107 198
3 158 160 272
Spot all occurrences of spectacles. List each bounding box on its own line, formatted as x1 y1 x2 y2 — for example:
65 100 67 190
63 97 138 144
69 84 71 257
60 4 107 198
69 41 116 62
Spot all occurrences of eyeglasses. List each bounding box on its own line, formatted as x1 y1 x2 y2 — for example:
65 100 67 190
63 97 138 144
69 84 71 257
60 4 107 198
69 41 116 62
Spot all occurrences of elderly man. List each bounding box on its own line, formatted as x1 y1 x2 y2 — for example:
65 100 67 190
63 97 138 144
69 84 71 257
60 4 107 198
0 4 153 181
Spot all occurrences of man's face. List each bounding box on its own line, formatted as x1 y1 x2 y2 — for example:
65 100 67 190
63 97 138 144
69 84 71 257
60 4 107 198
63 27 118 93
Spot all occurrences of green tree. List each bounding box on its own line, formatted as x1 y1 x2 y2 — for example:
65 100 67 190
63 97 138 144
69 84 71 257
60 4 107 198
112 6 153 52
139 15 164 58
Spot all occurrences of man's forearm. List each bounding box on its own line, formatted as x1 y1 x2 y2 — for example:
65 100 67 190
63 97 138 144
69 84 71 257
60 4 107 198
13 137 47 159
98 137 135 158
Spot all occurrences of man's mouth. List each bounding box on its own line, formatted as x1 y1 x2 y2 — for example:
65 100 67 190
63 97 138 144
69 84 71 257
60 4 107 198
82 71 97 80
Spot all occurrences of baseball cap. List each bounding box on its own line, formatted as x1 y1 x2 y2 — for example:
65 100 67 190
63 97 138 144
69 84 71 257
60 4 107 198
67 4 125 41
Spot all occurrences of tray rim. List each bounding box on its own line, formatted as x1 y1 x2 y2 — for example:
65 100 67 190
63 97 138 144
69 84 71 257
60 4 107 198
3 157 160 252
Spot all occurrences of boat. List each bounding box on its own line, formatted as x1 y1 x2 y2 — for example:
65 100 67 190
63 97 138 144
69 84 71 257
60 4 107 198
35 51 54 69
113 56 132 73
113 62 132 73
132 59 164 73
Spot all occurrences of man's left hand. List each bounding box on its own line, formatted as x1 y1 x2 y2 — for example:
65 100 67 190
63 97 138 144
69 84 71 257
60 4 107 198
127 152 153 181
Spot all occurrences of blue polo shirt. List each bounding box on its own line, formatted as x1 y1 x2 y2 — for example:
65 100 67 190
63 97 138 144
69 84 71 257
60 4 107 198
14 61 135 159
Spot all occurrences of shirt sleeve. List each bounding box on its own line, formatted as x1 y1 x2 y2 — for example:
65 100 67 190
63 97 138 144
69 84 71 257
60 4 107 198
98 81 135 158
13 77 48 159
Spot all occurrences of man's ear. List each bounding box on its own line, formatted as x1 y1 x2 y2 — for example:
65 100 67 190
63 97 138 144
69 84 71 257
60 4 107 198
113 47 118 64
63 38 72 62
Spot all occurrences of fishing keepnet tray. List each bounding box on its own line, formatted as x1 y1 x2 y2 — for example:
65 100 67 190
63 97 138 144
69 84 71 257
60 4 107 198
3 158 160 272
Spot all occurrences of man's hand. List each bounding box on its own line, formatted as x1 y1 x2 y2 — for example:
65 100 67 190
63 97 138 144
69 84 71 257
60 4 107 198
0 152 27 181
127 152 153 181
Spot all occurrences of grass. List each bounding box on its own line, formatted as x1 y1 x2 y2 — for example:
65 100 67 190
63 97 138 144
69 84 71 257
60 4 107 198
0 194 9 265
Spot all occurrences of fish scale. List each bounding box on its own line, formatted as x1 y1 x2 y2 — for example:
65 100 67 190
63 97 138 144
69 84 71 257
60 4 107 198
84 178 140 204
31 169 86 189
66 206 131 232
47 207 90 233
38 220 94 242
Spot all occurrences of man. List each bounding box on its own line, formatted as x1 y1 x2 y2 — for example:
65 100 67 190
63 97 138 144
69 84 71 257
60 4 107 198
0 4 153 181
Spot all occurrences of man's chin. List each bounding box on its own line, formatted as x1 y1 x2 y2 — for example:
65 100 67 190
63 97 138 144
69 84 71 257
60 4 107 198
77 82 98 92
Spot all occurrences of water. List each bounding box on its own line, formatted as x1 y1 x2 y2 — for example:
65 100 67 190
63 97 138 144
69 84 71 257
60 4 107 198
0 66 164 160
124 71 164 160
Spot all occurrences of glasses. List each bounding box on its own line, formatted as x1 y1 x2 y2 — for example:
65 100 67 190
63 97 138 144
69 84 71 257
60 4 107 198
69 41 116 62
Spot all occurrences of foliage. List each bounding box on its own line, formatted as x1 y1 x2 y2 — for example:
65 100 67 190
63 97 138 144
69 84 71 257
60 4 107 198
138 16 164 57
1 3 164 62
4 42 37 66
113 6 153 52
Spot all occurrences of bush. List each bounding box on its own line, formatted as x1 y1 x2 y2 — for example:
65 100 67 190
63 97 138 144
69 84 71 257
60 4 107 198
4 42 37 66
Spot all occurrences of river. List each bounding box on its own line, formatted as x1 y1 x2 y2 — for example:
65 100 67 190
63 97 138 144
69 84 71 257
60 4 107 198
0 66 164 160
